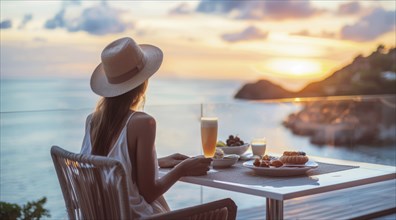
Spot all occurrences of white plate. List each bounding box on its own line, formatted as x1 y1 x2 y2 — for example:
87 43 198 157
283 160 318 167
212 156 239 168
243 160 318 177
217 143 249 155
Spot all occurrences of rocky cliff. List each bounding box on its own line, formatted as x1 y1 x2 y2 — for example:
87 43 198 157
234 79 295 100
282 97 396 146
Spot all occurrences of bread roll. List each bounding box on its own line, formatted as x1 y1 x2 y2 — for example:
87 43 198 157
280 151 308 164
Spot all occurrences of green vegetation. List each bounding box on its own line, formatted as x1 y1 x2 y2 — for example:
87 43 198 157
0 197 50 220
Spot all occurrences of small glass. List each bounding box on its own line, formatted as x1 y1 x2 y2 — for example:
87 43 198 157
251 138 267 157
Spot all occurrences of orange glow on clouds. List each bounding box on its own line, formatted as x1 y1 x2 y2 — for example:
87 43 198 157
0 0 395 92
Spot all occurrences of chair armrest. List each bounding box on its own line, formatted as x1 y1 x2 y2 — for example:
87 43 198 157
142 198 237 220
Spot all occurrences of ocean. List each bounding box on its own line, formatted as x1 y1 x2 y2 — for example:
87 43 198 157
1 77 395 219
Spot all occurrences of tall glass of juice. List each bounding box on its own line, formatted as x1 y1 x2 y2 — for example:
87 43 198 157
201 117 218 158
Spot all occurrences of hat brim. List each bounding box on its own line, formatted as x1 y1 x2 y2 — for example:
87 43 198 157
90 44 163 97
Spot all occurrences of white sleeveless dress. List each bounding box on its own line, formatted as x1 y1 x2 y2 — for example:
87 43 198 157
80 112 170 219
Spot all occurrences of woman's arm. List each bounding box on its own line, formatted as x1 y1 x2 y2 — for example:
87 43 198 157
133 114 182 203
130 113 211 203
158 153 189 168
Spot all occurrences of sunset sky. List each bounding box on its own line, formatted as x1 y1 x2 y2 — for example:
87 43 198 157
1 0 395 91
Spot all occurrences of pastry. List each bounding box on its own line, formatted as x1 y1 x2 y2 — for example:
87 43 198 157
262 154 276 161
270 160 283 167
279 151 308 164
253 157 279 168
253 158 261 167
260 160 270 167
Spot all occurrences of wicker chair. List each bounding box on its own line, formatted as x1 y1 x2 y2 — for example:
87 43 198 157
51 145 237 220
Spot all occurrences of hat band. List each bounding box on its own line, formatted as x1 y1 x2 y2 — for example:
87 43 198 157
107 58 146 84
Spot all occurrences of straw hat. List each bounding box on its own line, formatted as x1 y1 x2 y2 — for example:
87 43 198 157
90 37 163 97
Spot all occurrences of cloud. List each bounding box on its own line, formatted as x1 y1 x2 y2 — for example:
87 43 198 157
18 14 33 29
221 26 268 43
72 4 132 35
44 2 132 35
0 20 12 29
290 29 335 39
196 0 322 20
196 0 243 14
260 0 320 20
337 1 361 15
44 9 66 29
340 8 396 42
169 3 193 15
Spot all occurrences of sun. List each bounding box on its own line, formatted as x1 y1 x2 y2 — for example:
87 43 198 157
265 58 323 78
290 63 316 75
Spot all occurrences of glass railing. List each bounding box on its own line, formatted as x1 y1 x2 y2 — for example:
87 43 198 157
1 95 395 218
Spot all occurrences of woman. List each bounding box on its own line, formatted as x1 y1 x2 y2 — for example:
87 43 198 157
81 37 212 218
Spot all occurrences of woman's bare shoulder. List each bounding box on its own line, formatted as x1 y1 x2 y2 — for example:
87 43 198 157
132 111 155 122
128 111 156 130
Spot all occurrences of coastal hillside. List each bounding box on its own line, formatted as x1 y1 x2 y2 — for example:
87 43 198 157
233 79 295 100
235 46 396 100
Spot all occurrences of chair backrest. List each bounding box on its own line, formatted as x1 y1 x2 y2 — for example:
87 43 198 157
51 145 131 220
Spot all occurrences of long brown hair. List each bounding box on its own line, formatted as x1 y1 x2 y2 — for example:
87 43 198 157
91 81 148 156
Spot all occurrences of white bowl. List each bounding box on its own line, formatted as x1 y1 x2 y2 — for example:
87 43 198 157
212 156 239 168
217 143 249 155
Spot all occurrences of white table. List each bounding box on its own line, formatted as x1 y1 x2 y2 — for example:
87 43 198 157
159 156 396 220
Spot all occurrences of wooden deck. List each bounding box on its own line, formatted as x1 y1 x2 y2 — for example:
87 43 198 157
237 179 396 220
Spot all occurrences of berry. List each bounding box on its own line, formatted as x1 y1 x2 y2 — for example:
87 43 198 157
226 134 245 146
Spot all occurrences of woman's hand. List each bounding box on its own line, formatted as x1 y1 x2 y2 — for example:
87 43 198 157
175 156 212 176
158 153 189 168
